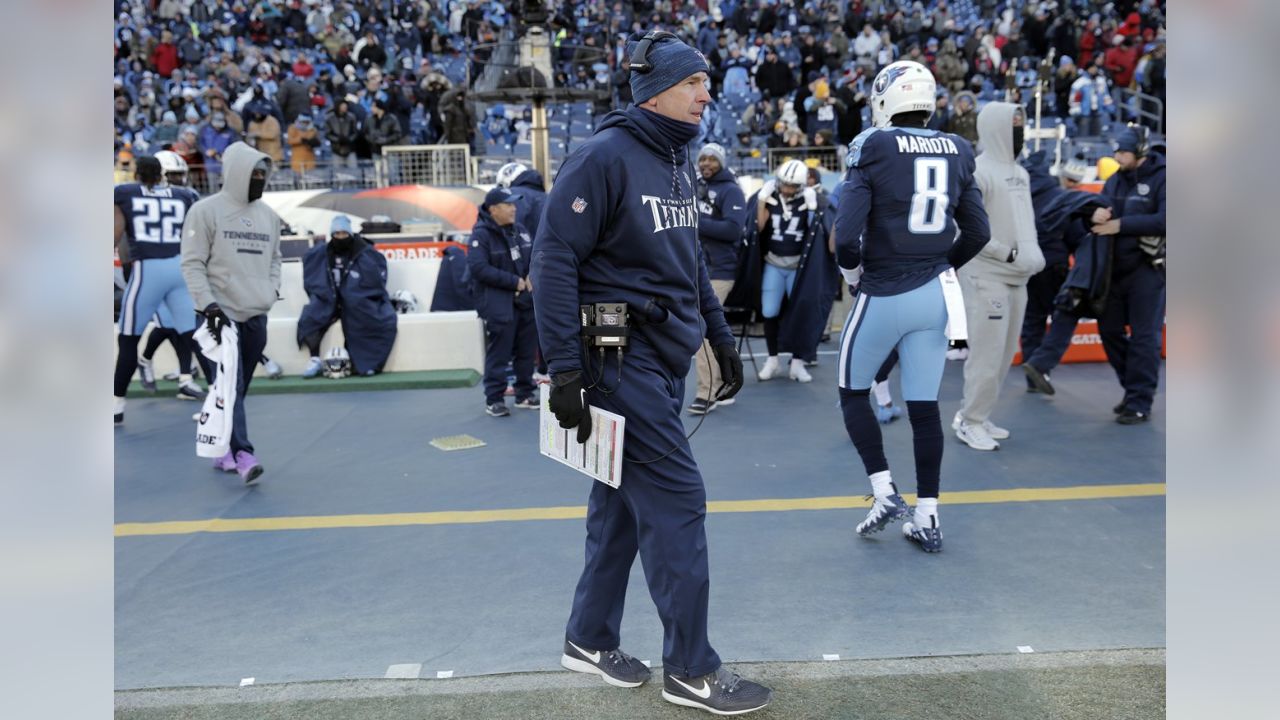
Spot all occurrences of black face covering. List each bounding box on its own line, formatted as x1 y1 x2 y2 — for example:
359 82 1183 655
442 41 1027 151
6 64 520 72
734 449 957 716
1012 125 1025 158
330 235 354 253
248 177 266 201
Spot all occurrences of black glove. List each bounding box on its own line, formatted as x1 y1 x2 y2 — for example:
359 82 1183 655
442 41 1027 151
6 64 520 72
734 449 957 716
202 303 230 343
549 371 592 444
712 344 743 401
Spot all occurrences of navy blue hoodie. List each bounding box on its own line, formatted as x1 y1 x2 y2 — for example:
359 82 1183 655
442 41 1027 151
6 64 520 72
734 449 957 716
532 107 735 377
1099 152 1166 276
468 210 533 324
697 166 748 280
509 169 547 239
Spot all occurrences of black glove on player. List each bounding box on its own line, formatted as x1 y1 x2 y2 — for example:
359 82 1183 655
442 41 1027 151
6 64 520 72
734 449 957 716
713 344 743 401
549 370 592 444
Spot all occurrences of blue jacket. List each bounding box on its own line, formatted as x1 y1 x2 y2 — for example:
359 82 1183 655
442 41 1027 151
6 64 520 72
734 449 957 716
1100 152 1166 276
532 107 734 377
430 244 475 311
509 169 547 240
697 167 748 281
198 124 239 176
467 210 533 324
297 237 397 374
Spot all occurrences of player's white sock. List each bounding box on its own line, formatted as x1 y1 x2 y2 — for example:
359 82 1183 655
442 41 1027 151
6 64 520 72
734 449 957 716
872 380 892 407
178 373 192 384
114 396 126 414
915 497 939 528
869 470 894 500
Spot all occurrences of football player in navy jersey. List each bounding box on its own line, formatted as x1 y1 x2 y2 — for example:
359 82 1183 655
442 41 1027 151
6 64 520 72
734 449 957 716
113 155 204 424
754 158 825 383
834 61 992 552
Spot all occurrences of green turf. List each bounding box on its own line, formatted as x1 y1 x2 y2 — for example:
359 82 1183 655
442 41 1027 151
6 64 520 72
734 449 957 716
126 370 479 398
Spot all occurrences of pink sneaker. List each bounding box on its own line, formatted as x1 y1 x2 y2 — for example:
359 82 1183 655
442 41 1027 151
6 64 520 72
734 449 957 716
235 451 264 485
212 451 237 472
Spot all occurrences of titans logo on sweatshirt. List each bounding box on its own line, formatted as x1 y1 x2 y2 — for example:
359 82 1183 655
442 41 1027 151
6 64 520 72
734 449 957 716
640 195 699 233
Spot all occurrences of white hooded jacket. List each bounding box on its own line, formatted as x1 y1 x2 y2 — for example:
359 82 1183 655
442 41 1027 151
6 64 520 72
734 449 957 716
969 102 1045 284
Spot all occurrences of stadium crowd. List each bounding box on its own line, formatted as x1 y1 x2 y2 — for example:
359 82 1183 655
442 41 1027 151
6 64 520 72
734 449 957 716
114 0 1166 191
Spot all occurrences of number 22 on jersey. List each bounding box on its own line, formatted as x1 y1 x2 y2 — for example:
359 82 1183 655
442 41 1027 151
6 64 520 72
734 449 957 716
131 196 187 244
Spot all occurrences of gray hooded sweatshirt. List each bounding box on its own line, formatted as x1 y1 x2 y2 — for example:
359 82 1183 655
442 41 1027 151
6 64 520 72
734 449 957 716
181 142 283 322
968 102 1045 284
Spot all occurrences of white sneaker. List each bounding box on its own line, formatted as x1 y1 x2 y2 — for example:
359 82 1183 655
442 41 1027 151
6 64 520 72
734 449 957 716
951 412 1009 440
263 357 283 379
982 419 1010 440
757 356 780 381
945 347 969 361
789 358 812 383
955 420 1000 451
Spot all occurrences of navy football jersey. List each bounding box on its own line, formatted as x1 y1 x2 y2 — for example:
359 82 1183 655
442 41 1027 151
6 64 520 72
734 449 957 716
762 193 810 260
114 183 200 261
835 126 990 296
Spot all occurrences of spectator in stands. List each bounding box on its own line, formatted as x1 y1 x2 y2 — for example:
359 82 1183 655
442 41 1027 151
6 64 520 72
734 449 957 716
934 39 967 94
1104 34 1140 91
205 87 243 134
151 29 180 78
287 114 320 174
246 109 284 163
297 215 397 379
440 86 475 147
276 71 311 126
482 104 516 152
690 143 748 415
853 24 881 72
364 99 405 155
1055 56 1077 118
1069 63 1112 137
928 92 952 131
833 70 867 145
199 112 240 188
947 91 979 144
152 110 181 149
324 99 360 168
469 187 536 417
755 48 795 101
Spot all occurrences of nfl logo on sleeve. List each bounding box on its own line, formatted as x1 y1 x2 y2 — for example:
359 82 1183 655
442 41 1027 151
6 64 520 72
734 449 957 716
572 197 588 214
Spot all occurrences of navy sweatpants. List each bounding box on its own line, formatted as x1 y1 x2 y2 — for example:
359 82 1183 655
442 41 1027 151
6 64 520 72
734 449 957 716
565 338 721 678
231 315 268 455
482 304 537 405
1099 264 1165 414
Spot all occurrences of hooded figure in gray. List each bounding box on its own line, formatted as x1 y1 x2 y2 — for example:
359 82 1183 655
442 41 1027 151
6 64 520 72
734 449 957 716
954 102 1046 449
181 141 283 322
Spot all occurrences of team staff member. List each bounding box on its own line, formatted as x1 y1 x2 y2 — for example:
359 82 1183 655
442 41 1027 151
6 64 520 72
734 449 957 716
114 156 205 424
181 141 282 485
1091 126 1166 424
689 142 747 415
835 61 991 553
469 186 537 417
532 33 770 716
953 102 1045 451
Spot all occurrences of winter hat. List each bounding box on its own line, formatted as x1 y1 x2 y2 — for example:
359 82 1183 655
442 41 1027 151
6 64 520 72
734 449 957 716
330 215 353 235
697 143 727 167
1115 127 1142 155
162 110 177 123
482 186 515 209
627 35 710 105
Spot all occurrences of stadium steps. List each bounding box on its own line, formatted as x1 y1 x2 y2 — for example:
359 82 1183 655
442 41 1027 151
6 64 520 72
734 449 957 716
126 370 480 399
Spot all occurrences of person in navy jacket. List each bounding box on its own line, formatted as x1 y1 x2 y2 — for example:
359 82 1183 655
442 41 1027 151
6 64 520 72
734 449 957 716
1089 125 1166 424
468 187 537 417
689 142 747 415
531 32 770 716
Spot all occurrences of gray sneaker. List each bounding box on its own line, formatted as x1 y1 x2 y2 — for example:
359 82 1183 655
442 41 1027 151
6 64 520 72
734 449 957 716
137 357 157 393
560 638 651 688
662 666 773 715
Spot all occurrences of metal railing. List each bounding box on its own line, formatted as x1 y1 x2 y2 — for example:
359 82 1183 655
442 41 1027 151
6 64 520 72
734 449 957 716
1117 88 1164 135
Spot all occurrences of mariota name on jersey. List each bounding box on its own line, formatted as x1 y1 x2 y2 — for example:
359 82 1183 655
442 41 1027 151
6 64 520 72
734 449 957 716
895 134 960 155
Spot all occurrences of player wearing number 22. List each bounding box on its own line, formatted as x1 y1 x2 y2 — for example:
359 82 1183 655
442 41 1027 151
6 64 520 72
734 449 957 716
834 61 991 553
114 155 203 424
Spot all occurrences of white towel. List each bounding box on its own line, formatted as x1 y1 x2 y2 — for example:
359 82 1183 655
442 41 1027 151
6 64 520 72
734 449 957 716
194 322 240 458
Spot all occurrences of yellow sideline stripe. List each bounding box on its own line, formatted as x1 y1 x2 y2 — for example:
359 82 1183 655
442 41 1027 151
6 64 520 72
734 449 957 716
114 483 1164 538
